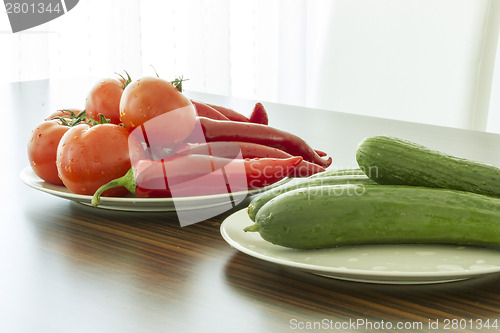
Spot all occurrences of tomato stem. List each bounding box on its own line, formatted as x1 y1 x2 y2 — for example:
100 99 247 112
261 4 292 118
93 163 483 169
87 113 111 126
116 70 132 89
171 76 189 93
49 109 88 127
150 65 160 78
91 167 137 207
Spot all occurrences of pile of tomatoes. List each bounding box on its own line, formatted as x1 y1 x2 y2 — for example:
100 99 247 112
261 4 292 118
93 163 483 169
27 73 198 197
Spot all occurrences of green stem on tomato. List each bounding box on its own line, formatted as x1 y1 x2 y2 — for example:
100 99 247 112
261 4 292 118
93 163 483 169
170 76 188 93
91 167 137 207
116 70 132 89
87 113 111 126
50 109 88 127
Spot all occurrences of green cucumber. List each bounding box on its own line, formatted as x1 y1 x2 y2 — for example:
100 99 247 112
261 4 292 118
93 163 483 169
244 184 500 250
247 175 376 221
307 168 365 179
356 135 500 198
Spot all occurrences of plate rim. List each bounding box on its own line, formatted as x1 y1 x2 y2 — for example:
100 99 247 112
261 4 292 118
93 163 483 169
20 166 291 206
220 208 500 283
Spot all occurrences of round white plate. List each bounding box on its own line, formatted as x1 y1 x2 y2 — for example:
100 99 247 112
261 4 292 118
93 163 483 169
220 209 500 284
20 167 289 212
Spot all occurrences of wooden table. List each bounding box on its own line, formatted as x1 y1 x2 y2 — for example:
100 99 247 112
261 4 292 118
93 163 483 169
3 79 500 333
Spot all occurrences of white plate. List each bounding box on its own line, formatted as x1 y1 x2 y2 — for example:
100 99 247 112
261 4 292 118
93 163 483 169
20 167 289 212
220 209 500 284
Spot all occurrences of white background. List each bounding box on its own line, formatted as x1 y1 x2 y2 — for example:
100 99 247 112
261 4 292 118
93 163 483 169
2 0 500 133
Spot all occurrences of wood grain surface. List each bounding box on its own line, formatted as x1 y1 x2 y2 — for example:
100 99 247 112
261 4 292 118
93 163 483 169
3 79 500 333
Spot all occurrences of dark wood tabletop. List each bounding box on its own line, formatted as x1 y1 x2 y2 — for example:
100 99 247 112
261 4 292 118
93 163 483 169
3 78 500 333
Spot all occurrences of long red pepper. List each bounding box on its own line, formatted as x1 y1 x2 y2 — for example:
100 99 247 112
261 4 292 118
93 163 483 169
315 149 327 157
191 100 230 121
91 154 301 205
197 101 323 155
174 141 325 177
187 117 332 168
249 102 269 125
206 103 250 122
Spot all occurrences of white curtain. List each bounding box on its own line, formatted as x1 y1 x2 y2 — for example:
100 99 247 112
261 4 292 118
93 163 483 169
139 0 332 107
2 0 500 133
0 0 142 82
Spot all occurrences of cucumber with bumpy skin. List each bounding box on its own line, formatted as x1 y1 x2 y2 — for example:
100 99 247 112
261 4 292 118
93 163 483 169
356 135 500 198
244 184 500 250
247 174 376 221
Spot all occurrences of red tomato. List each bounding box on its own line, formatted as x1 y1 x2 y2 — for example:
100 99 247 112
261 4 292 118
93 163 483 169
85 78 125 124
119 76 197 149
56 123 133 196
28 120 69 185
27 109 83 185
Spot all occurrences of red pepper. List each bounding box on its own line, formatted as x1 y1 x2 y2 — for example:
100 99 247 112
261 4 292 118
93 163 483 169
91 154 301 205
249 102 269 125
174 141 325 177
187 117 332 168
206 103 250 122
315 149 327 157
191 100 230 121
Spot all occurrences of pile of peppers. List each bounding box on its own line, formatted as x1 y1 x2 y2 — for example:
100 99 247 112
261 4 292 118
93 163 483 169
92 101 332 206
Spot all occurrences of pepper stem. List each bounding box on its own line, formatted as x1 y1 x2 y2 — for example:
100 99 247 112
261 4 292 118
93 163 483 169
91 167 137 207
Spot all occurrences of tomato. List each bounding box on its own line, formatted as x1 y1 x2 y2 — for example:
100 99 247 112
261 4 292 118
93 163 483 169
85 78 126 124
119 76 197 149
27 109 83 185
56 123 133 196
28 120 69 185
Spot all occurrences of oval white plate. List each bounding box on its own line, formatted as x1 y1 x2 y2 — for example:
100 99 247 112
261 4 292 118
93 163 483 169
220 209 500 284
20 167 289 212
